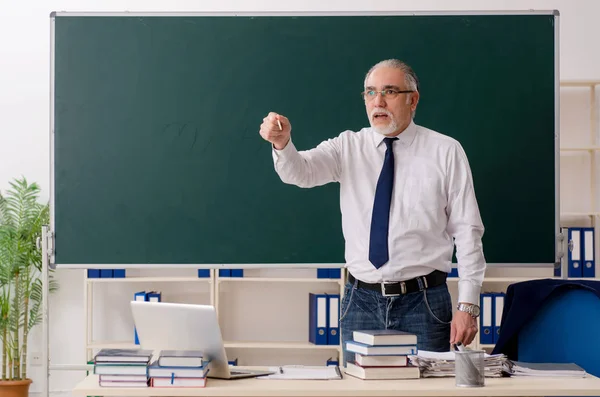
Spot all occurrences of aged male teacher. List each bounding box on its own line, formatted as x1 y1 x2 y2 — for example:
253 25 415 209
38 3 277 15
259 59 486 365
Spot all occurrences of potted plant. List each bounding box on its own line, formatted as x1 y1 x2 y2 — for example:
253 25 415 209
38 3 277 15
0 177 58 397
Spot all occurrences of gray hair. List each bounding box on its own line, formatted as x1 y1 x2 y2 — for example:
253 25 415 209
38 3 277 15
364 59 419 118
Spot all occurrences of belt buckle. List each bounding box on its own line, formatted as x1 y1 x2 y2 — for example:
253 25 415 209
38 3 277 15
381 281 405 297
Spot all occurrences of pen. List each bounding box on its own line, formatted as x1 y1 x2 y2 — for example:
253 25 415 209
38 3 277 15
279 366 284 374
277 119 282 131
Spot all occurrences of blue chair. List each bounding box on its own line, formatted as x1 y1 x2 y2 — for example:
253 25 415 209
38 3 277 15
492 279 600 377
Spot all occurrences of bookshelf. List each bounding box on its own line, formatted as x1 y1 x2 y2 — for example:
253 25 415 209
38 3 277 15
559 80 600 280
83 268 345 364
83 267 573 362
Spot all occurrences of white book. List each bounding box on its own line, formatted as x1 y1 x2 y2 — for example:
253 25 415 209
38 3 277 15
355 354 408 367
149 363 209 378
94 348 153 363
99 375 148 382
99 380 149 387
344 362 421 380
152 377 207 387
346 341 416 356
94 364 148 376
353 330 417 346
158 350 204 367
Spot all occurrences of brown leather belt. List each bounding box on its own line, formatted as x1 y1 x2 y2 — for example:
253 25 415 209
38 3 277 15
348 270 447 296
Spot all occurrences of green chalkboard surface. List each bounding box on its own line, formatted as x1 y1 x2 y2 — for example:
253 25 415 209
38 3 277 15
52 12 557 265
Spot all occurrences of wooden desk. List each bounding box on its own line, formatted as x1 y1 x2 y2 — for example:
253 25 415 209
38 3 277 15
74 373 600 397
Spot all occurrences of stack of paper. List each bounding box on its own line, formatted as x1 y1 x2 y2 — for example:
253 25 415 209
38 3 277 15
408 350 507 378
505 361 586 377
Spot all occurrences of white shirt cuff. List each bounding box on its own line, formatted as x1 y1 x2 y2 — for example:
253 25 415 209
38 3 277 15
457 279 481 306
272 139 295 162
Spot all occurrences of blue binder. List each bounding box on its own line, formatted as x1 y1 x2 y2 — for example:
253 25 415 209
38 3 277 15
568 227 583 277
327 294 340 345
492 292 505 344
479 293 494 345
147 291 162 302
582 227 595 278
317 269 341 278
326 357 339 366
133 291 148 344
308 293 328 345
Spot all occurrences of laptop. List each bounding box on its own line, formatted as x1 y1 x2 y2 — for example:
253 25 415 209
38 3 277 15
130 300 274 379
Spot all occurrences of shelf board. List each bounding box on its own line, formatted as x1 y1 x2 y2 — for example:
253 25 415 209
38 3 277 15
50 363 94 371
448 277 545 283
218 277 342 283
87 341 139 350
88 341 341 350
560 80 600 87
482 277 543 282
87 277 212 283
560 147 600 152
550 276 600 281
86 275 598 284
561 212 600 217
224 341 340 350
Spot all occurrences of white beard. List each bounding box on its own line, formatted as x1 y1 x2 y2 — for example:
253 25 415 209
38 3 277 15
369 108 398 136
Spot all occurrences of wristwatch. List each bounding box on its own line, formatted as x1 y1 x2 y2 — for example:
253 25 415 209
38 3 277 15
456 303 480 318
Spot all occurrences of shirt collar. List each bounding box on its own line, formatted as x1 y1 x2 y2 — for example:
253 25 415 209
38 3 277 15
372 120 418 148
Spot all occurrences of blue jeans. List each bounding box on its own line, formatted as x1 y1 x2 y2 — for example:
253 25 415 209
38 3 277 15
339 279 452 366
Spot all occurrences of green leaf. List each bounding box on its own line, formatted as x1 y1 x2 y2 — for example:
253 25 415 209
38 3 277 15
0 176 55 380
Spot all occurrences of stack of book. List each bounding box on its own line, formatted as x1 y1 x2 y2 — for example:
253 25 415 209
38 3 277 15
344 330 421 380
149 350 209 388
93 348 153 387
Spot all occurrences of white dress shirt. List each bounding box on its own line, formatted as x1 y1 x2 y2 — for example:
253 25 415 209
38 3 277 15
272 121 486 305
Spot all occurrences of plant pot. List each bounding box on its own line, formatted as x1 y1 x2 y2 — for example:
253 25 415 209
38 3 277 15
0 378 33 397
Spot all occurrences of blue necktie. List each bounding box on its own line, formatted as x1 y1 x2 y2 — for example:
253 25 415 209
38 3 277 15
369 137 398 269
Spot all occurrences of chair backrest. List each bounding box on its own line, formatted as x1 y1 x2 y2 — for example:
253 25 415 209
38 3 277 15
518 288 600 377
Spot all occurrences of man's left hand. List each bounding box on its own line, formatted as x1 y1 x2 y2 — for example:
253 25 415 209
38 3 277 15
450 310 478 346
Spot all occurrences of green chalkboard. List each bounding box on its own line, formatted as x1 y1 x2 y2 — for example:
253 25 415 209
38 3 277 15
52 12 558 266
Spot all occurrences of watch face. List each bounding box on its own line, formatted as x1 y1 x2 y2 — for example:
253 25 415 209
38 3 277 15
471 305 480 316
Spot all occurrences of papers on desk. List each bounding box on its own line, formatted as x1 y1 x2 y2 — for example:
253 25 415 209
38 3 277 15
408 350 507 378
259 365 342 380
505 361 587 377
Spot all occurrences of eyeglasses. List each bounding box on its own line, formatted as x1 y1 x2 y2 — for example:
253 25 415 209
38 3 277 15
362 89 414 101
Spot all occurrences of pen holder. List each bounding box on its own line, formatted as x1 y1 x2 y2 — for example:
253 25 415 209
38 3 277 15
455 350 485 387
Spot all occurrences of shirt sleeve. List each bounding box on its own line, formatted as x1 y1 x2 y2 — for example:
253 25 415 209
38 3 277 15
445 142 487 306
271 135 342 188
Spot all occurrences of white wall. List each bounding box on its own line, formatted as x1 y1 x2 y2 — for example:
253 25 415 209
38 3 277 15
0 1 599 396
